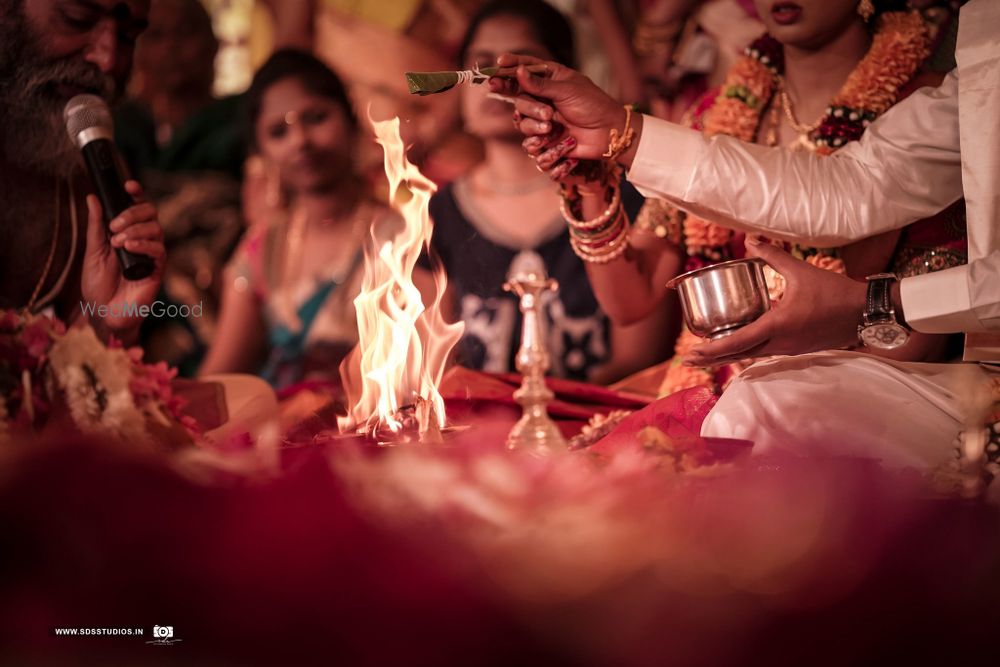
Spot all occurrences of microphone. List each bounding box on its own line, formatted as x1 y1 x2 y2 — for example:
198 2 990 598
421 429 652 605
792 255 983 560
64 94 154 281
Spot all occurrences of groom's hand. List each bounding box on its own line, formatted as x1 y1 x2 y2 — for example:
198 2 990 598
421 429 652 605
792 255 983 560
489 53 644 169
685 237 869 367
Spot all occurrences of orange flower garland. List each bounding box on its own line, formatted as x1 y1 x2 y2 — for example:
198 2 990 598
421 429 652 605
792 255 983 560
659 362 714 396
815 10 930 154
646 10 933 397
680 54 777 258
658 329 714 395
836 11 930 113
680 10 930 259
702 55 776 141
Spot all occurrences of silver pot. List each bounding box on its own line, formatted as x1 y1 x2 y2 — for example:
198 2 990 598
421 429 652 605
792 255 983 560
666 258 770 340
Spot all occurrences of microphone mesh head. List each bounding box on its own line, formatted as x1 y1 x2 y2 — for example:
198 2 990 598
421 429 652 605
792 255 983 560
64 94 113 147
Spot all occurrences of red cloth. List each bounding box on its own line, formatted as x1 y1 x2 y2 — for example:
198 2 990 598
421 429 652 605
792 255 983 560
589 386 752 464
439 366 650 426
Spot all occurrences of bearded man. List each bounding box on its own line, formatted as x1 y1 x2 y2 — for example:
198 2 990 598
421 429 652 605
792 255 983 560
0 0 164 343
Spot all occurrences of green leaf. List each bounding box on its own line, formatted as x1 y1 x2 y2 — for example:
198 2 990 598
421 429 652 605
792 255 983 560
404 67 500 96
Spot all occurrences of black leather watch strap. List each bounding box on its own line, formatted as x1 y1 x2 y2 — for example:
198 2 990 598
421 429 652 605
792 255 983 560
864 273 897 325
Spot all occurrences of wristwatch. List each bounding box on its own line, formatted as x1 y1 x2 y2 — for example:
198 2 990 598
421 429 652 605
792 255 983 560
858 273 910 350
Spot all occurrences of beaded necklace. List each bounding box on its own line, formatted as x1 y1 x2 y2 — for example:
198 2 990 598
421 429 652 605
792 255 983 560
684 10 931 265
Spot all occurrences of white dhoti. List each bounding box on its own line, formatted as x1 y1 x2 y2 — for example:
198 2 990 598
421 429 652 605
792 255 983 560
701 351 998 469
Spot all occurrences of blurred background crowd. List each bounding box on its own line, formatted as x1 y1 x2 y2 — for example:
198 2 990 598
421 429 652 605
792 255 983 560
126 0 961 400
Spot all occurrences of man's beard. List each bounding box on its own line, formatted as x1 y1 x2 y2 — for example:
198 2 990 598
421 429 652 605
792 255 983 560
0 4 119 177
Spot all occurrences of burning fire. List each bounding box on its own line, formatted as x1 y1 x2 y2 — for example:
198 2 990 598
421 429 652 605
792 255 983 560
338 117 464 437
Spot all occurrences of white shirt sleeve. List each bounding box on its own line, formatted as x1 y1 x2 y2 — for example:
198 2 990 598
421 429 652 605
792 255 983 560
628 69 1000 338
628 69 964 248
901 252 1000 334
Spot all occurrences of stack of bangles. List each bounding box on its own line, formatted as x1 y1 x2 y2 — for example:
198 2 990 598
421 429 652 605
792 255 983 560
560 182 629 264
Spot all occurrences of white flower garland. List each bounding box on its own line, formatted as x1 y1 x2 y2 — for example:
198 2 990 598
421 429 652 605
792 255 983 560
48 327 148 443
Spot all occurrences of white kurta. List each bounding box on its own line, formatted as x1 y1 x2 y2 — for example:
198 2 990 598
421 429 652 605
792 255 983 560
621 0 1000 465
627 0 1000 359
701 352 997 469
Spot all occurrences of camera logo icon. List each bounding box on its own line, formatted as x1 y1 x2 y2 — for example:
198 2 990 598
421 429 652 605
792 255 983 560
148 625 181 644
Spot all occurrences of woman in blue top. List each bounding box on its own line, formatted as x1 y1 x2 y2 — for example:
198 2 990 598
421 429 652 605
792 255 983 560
200 50 387 390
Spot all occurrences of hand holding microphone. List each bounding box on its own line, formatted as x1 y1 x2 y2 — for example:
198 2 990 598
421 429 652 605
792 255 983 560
64 95 165 340
64 94 156 280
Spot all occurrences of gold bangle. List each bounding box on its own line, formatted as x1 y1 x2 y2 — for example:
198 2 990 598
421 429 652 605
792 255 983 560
569 212 630 255
560 182 621 231
571 231 630 264
571 226 628 254
558 162 622 200
570 207 627 245
603 105 636 161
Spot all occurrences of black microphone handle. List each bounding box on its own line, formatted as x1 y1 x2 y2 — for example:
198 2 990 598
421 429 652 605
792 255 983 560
80 138 155 281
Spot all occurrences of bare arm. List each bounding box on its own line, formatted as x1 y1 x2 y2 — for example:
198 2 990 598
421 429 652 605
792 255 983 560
570 182 685 324
563 177 684 381
634 0 697 115
199 279 266 377
590 290 679 385
585 0 647 105
584 226 683 325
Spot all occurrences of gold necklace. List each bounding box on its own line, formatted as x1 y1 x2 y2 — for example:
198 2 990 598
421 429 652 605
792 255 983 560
764 94 781 147
477 169 551 196
779 78 824 133
778 81 823 152
24 179 62 314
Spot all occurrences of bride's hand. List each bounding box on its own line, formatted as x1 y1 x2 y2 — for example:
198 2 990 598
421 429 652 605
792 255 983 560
557 160 618 198
491 53 627 162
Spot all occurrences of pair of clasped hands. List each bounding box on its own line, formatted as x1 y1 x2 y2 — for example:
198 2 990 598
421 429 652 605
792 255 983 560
488 54 871 368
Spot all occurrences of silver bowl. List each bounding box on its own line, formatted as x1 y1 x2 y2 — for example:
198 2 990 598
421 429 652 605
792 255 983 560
666 258 770 340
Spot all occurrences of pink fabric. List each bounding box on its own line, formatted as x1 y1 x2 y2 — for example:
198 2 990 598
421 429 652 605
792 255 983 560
589 386 753 463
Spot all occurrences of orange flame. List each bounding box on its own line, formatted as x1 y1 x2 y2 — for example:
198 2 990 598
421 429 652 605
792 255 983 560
338 116 464 436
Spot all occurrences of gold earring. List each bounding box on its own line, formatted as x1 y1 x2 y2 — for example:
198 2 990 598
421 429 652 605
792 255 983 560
857 0 875 22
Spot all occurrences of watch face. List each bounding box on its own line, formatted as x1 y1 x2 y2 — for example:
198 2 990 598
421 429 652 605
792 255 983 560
860 323 910 350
